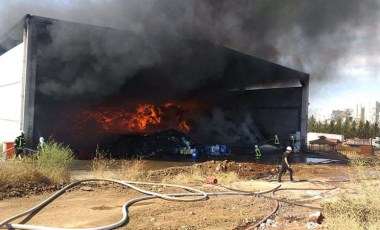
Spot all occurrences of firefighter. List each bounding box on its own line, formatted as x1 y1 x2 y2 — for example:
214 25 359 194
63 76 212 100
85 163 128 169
274 135 280 148
14 132 26 158
37 136 45 150
289 135 295 150
254 145 261 159
278 146 294 182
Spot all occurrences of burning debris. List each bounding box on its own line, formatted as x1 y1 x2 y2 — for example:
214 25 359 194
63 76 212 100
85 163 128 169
77 102 195 134
73 98 262 157
99 129 230 158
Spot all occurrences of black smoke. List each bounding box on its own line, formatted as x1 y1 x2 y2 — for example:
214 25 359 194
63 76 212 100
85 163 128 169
1 0 379 99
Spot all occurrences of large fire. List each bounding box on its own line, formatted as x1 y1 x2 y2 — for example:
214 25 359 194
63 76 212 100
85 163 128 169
77 102 196 134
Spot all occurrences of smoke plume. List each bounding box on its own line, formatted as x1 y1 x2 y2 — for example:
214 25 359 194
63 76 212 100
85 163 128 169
1 0 379 100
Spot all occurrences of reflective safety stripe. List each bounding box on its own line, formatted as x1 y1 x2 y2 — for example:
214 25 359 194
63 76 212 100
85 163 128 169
255 149 261 156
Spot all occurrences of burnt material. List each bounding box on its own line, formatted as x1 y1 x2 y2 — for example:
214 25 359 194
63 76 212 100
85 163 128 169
100 129 198 158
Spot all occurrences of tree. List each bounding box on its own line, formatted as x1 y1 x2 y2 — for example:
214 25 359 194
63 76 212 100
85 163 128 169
342 118 351 138
348 120 357 138
335 118 343 134
357 120 365 138
328 120 336 133
370 122 380 138
362 121 371 138
321 120 329 133
308 116 317 132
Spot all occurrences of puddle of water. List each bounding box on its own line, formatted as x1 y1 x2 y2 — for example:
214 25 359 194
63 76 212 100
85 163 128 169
305 158 341 164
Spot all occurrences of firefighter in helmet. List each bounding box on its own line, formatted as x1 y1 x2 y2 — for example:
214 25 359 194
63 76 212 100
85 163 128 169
14 132 26 158
274 135 280 148
254 145 262 160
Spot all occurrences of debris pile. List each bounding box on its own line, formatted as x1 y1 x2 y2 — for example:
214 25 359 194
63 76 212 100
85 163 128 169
100 129 230 158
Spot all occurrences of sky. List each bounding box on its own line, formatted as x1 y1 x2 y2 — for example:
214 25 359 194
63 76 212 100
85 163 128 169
0 0 380 120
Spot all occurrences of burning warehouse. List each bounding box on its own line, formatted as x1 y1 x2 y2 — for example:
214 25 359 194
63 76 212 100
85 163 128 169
0 15 309 158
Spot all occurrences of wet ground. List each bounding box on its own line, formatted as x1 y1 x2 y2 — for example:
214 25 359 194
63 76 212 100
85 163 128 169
70 147 349 180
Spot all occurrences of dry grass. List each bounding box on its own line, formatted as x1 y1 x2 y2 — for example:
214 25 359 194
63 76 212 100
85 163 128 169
160 165 240 185
0 158 46 187
90 153 240 185
118 157 147 181
91 149 118 179
323 157 380 230
0 141 74 186
91 149 148 181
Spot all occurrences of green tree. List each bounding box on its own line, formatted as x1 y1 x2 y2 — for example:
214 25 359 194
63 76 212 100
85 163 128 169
342 119 351 138
315 120 323 132
328 120 336 133
357 120 365 138
375 123 380 137
321 120 329 133
370 122 380 138
362 121 371 138
308 115 317 132
335 118 343 135
348 120 357 138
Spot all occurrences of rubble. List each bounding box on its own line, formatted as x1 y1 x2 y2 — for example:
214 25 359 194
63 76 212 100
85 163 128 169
100 129 231 158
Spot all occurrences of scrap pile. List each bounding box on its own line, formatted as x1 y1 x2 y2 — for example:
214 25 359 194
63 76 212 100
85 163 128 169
100 129 230 158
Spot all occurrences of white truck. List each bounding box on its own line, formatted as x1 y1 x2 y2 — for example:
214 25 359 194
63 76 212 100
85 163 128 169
371 137 380 149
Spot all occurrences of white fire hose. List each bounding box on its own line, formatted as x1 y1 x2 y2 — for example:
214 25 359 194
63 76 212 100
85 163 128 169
0 178 337 230
0 179 282 230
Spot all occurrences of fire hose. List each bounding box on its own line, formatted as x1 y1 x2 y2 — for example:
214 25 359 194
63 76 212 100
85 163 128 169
207 180 337 230
0 179 338 230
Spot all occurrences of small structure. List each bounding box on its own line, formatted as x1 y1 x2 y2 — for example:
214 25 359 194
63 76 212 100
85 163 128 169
345 137 377 154
308 136 338 152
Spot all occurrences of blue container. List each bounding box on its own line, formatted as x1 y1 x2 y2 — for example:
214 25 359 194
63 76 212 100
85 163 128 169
210 145 220 156
219 145 227 155
191 149 198 158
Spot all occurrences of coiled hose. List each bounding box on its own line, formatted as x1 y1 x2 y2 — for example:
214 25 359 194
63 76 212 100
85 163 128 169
0 179 338 230
0 179 280 230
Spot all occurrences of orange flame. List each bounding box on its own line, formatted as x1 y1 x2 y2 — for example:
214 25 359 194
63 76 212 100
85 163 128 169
179 120 190 132
78 102 195 134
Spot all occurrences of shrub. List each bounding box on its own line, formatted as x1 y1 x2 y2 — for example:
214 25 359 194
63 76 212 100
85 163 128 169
34 141 74 183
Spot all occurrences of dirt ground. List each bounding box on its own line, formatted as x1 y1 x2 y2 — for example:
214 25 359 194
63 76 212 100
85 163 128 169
1 159 379 230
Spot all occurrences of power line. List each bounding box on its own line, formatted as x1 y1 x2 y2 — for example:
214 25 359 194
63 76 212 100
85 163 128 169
0 118 19 122
0 81 21 88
